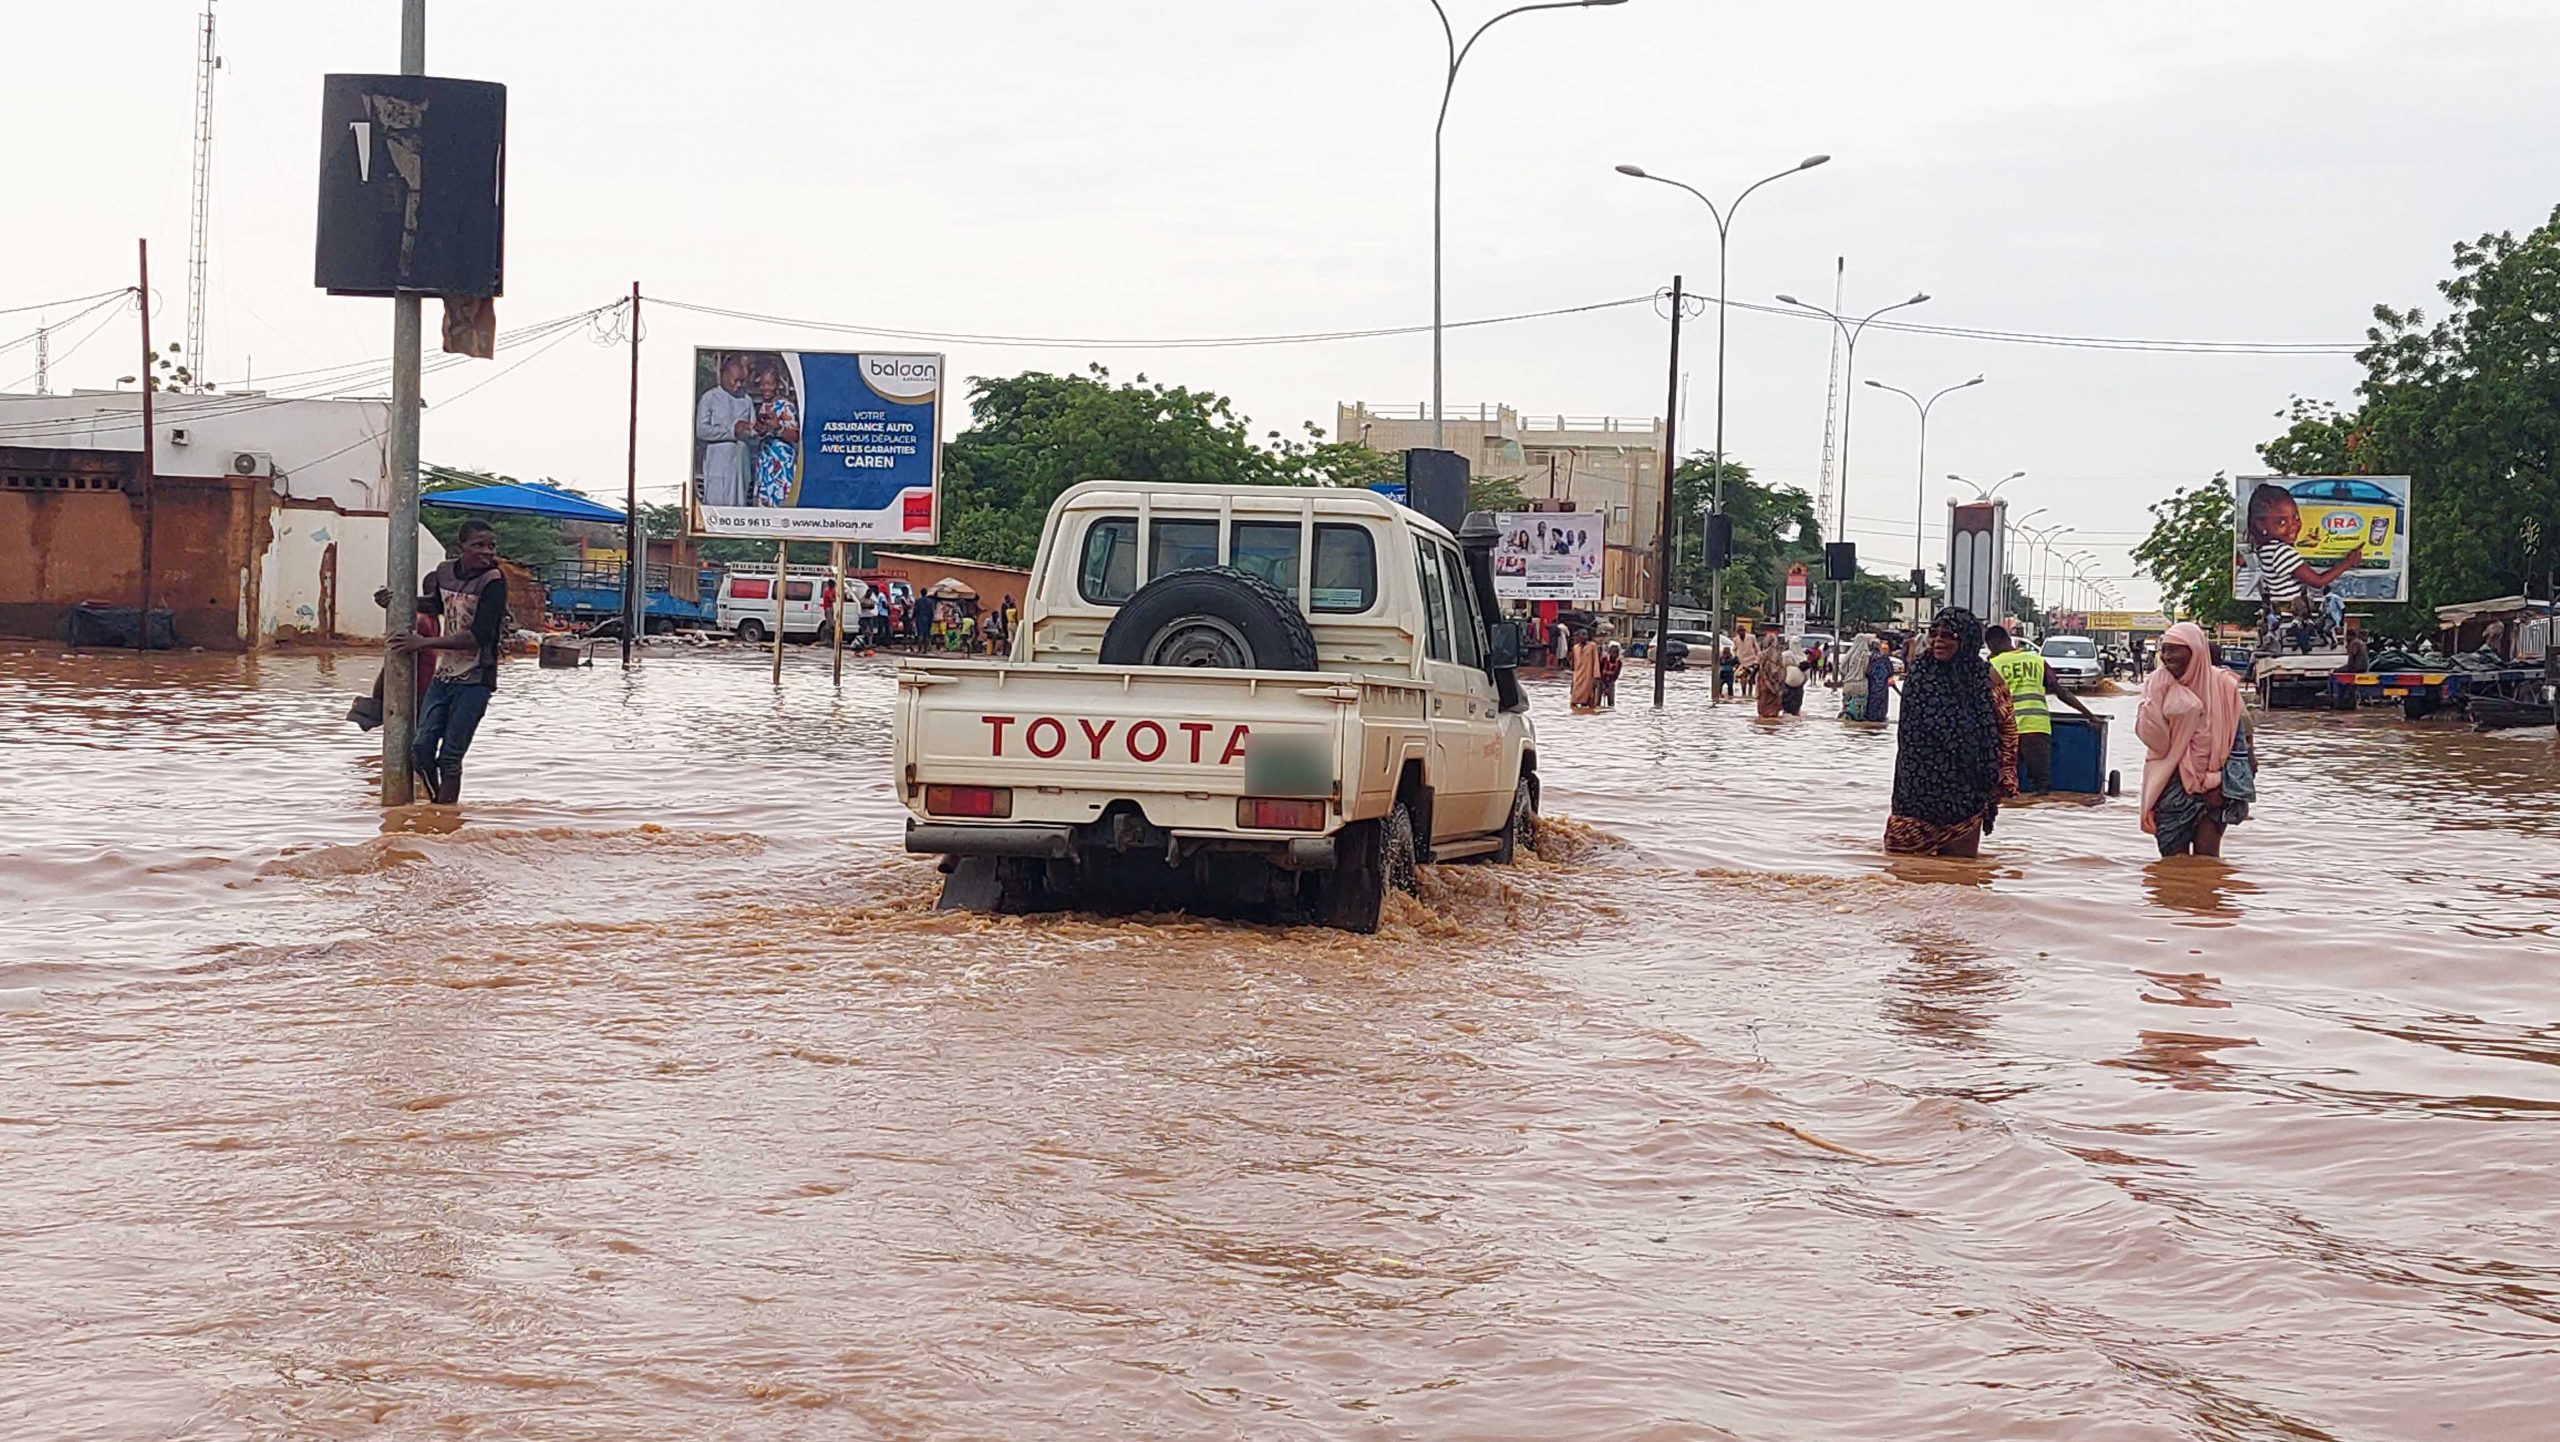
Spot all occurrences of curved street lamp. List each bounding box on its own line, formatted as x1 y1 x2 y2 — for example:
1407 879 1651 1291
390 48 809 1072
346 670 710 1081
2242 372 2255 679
1778 287 1930 628
1865 374 1984 614
1427 0 1630 448
1615 152 1828 693
1947 468 2024 502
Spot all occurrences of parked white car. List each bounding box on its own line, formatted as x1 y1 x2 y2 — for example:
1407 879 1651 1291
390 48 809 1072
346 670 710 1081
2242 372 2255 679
2039 634 2103 689
891 482 1539 932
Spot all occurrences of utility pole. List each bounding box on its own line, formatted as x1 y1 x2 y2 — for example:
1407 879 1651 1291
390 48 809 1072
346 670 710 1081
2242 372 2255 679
1651 275 1685 709
185 0 219 384
621 282 642 667
380 0 427 806
136 241 159 640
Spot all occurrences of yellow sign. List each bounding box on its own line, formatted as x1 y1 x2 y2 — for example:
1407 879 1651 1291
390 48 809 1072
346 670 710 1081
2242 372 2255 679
2085 610 2170 632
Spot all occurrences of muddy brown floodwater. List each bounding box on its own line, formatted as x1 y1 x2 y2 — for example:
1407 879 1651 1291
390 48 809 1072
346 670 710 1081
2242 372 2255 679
5 642 2559 1440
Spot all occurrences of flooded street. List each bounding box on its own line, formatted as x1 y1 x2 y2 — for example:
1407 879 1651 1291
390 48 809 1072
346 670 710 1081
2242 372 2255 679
6 642 2559 1440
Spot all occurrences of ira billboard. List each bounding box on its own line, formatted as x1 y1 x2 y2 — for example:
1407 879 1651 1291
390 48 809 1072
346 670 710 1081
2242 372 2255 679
1491 511 1602 601
2233 474 2411 607
689 348 943 542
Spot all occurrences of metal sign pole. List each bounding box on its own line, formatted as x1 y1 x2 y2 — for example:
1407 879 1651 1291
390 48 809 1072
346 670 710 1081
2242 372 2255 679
379 0 427 806
770 542 788 685
830 540 846 685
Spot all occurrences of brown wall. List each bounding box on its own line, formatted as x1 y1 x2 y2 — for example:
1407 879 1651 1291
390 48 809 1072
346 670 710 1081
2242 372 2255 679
0 447 266 649
863 552 1033 610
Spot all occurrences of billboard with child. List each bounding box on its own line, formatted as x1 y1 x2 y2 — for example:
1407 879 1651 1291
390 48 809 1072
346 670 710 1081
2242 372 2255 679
2231 474 2412 607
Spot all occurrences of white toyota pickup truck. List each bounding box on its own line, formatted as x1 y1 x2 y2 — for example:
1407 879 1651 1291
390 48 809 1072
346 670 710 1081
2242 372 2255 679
892 481 1538 932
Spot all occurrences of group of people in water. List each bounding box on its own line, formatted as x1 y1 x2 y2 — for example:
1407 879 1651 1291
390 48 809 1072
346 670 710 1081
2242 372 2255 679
1880 609 2253 861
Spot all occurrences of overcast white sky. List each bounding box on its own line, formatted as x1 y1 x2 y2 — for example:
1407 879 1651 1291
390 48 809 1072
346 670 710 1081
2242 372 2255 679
10 0 2560 608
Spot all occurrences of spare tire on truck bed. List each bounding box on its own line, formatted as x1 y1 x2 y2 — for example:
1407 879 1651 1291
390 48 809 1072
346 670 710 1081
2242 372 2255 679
1097 566 1320 671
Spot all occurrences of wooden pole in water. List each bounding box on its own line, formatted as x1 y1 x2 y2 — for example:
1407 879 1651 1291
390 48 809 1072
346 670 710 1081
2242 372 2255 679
135 239 159 640
620 281 641 668
770 541 788 685
1651 274 1684 709
829 540 846 685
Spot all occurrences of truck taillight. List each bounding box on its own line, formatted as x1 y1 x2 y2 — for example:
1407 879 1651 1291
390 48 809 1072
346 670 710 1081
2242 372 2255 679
925 785 1012 819
1238 798 1326 831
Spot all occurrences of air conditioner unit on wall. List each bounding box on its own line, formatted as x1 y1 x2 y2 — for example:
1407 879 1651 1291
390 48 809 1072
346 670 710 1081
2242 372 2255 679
230 452 272 479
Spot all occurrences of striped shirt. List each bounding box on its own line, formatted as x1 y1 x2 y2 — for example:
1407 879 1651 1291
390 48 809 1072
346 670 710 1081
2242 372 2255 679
2253 539 2305 604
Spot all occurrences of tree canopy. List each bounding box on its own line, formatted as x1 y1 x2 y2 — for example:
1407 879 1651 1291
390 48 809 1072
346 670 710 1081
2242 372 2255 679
2140 204 2560 627
936 365 1393 569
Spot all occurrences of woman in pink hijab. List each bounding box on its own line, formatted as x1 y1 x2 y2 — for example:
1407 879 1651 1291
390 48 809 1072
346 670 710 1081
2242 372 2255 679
2136 622 2254 857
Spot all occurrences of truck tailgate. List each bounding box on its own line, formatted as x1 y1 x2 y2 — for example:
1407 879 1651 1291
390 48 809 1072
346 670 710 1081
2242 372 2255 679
896 661 1372 830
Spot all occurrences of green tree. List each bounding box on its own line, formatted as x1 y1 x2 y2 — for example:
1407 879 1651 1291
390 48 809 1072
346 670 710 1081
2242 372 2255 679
2133 474 2251 626
1664 454 1822 621
937 365 1300 569
2252 206 2560 627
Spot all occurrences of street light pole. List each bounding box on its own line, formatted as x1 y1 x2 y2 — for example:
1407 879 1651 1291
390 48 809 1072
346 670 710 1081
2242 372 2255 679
1777 287 1930 634
1428 0 1627 449
1615 153 1829 703
1865 376 1983 626
2005 505 2047 618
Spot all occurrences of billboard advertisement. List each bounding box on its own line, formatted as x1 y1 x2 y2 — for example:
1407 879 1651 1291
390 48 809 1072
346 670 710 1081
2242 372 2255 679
2233 474 2411 607
1492 511 1601 601
689 347 943 542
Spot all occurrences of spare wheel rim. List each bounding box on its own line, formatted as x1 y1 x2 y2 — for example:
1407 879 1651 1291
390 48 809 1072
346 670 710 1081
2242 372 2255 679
1146 616 1253 668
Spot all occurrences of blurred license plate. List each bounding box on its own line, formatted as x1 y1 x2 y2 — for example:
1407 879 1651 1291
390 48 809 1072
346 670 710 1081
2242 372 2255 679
2382 687 2408 697
1245 735 1331 797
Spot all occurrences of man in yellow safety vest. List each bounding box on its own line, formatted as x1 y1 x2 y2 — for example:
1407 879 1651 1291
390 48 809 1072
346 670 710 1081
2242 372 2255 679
1987 624 2097 794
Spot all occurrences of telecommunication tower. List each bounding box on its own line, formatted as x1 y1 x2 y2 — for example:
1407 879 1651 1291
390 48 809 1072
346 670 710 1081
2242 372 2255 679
185 1 220 384
1810 256 1845 529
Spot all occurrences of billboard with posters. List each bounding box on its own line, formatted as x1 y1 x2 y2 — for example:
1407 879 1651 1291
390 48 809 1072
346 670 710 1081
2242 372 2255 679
689 347 943 542
1492 511 1602 600
2232 474 2411 607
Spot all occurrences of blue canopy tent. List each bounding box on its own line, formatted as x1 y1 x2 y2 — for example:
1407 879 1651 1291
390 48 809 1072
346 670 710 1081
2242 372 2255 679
420 481 628 524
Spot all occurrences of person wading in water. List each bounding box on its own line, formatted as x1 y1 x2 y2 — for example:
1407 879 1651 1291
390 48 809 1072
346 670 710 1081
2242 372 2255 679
1885 608 2017 857
1987 624 2096 794
392 520 509 805
2138 621 2253 857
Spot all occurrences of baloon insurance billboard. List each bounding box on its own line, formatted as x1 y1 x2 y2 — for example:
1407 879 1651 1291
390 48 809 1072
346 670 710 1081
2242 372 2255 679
688 347 944 542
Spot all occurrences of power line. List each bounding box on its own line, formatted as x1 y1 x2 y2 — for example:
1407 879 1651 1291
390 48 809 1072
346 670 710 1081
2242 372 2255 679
647 293 1657 350
0 287 129 319
1 301 127 391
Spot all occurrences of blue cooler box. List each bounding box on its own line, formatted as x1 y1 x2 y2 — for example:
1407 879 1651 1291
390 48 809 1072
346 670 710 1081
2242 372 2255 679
2049 713 2119 797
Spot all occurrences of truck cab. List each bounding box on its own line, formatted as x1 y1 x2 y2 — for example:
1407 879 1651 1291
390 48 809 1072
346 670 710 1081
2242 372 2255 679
891 482 1537 932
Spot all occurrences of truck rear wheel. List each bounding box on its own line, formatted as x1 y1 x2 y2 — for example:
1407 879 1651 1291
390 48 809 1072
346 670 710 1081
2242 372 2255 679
737 618 767 644
1098 567 1319 672
1309 802 1418 934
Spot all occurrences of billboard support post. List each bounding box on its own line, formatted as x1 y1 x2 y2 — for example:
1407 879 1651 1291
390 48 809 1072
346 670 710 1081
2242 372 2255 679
770 542 787 686
829 541 846 686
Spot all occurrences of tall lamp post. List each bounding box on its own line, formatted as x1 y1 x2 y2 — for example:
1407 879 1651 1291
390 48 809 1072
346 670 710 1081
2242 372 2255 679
1864 375 1983 625
2018 523 2070 616
2006 505 2048 620
1427 0 1628 448
1615 153 1830 698
1777 287 1930 633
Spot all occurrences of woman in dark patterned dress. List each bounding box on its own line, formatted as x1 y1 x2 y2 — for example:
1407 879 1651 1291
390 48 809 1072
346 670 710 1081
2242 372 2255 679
1884 608 2018 857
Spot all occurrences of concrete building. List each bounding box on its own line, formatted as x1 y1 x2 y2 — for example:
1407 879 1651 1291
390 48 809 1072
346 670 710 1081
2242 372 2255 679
1335 402 1667 612
0 390 442 648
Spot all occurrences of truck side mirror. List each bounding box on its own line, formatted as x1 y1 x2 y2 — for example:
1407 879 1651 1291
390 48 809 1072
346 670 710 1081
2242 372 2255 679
1488 621 1522 669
